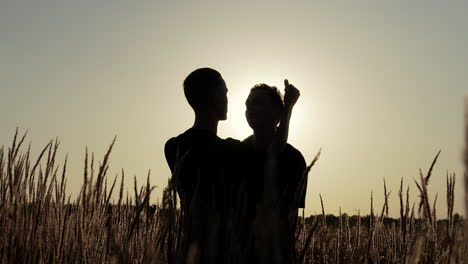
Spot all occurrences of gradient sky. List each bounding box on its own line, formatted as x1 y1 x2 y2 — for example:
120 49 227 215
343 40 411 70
1 0 466 218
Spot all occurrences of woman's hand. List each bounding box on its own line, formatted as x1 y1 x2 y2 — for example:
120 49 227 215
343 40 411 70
266 79 301 158
283 79 300 109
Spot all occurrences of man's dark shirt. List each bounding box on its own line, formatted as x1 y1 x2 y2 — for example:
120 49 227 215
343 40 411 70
164 128 251 263
166 129 225 208
165 128 249 208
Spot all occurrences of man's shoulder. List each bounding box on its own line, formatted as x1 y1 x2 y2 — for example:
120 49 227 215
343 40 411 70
165 136 178 148
223 137 249 152
164 130 199 159
224 137 244 146
164 137 178 153
224 137 241 143
164 134 184 155
242 135 254 144
168 129 220 146
164 137 180 171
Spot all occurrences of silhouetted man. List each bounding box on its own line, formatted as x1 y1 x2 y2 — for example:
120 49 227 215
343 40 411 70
164 68 247 264
243 82 306 264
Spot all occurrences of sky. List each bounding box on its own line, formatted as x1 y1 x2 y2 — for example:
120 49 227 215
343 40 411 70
0 0 466 218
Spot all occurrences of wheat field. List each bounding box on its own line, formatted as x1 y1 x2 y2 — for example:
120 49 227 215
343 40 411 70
0 126 467 263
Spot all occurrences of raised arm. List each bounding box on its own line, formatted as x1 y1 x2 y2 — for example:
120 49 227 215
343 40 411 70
256 81 301 252
269 79 300 156
262 79 300 203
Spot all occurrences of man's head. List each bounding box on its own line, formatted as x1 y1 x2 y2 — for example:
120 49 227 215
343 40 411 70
183 68 228 120
245 83 284 132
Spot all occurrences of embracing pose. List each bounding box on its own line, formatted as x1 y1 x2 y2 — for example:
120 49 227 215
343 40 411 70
164 68 307 264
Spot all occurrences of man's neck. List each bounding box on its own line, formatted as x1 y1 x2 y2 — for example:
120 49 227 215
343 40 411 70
192 115 219 135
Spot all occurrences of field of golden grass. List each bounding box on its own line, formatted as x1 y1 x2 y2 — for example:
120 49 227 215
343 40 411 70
0 124 466 263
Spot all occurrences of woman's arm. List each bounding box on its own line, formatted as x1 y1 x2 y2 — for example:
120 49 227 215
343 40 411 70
262 79 300 203
269 79 300 157
256 80 301 257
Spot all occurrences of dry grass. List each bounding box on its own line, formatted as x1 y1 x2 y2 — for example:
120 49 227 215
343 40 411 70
464 98 468 263
0 128 466 263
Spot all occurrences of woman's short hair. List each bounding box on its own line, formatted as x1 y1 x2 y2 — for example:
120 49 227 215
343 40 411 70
250 83 284 117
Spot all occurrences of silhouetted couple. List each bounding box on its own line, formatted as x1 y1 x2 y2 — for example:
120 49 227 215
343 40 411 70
165 68 307 264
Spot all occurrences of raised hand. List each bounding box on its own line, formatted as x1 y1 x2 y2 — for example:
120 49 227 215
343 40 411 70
283 79 300 108
266 79 300 158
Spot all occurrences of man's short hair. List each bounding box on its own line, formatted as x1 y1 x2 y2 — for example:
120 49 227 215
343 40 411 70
250 83 284 117
183 68 223 111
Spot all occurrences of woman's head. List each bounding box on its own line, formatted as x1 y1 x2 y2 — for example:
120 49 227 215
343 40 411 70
245 84 284 132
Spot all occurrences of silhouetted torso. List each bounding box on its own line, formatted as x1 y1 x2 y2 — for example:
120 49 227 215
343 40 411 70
243 136 307 263
164 128 251 263
166 129 224 207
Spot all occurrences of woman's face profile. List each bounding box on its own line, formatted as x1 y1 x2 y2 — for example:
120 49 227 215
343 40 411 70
245 89 277 131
